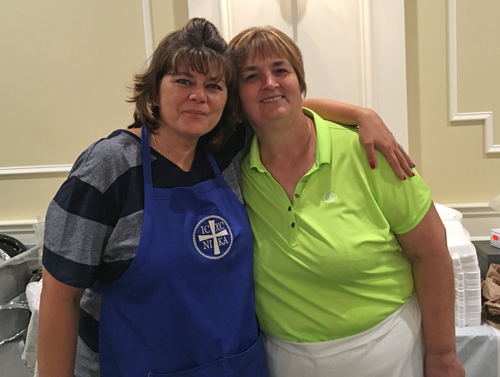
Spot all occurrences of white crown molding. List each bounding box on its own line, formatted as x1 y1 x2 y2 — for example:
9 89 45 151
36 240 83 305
0 165 72 176
448 0 500 154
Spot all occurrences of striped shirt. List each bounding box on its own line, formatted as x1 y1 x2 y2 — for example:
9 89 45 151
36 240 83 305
42 127 248 376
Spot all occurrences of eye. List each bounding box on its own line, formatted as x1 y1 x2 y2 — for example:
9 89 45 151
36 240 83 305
176 78 191 85
242 73 257 82
207 83 223 91
275 68 289 75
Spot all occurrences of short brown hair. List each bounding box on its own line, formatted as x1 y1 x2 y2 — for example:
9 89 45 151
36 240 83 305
128 18 237 151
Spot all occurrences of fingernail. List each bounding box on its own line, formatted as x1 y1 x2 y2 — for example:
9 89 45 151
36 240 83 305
413 164 416 168
370 162 375 169
404 176 407 180
411 172 415 177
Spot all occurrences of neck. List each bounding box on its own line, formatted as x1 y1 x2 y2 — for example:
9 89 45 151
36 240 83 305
252 114 316 203
254 114 314 163
152 128 198 172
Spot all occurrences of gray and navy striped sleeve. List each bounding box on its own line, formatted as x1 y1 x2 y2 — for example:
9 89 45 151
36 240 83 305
42 130 145 288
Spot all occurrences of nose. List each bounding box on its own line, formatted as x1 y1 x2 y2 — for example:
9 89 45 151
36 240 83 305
188 86 207 103
262 74 278 90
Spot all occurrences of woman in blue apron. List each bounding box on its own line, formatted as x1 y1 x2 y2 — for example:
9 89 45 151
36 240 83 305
38 18 411 377
97 125 266 376
38 18 268 377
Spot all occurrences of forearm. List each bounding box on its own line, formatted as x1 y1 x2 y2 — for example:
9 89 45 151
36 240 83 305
38 268 83 377
412 251 456 356
302 98 372 126
395 203 465 376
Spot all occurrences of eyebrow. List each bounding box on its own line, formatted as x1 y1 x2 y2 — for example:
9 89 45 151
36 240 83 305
241 60 287 73
172 71 193 77
172 71 225 83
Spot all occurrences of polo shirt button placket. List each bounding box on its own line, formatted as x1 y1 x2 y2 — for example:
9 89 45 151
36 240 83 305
287 203 298 245
288 205 295 228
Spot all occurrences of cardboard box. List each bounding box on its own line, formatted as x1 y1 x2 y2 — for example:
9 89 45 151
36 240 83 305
491 228 500 248
473 240 500 279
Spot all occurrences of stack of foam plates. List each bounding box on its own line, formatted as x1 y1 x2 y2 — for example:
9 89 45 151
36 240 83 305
437 204 481 327
452 253 481 327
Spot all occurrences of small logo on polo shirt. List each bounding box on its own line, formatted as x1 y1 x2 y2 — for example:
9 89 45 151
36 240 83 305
193 215 233 259
323 191 337 202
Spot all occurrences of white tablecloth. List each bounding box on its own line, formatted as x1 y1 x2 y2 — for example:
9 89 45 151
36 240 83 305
456 323 500 377
17 284 500 377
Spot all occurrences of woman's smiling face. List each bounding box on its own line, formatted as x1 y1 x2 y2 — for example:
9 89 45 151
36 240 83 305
237 55 303 127
157 69 228 141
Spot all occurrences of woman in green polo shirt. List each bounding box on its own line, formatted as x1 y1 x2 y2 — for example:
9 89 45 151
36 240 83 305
229 27 464 377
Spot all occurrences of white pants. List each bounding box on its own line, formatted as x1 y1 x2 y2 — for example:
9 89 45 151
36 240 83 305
263 295 425 377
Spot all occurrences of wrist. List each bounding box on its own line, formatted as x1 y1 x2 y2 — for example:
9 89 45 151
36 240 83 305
356 107 377 127
426 348 458 359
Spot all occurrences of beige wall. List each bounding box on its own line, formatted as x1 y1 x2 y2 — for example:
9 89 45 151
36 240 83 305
0 0 188 221
405 0 500 204
2 0 499 223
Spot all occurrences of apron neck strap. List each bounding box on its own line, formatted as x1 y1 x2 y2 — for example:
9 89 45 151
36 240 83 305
140 127 153 188
206 153 221 176
141 127 221 184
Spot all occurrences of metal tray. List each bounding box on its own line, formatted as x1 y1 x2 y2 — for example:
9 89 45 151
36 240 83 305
0 246 41 304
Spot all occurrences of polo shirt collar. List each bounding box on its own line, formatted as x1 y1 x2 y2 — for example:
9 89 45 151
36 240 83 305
247 132 267 172
303 107 332 166
247 107 332 172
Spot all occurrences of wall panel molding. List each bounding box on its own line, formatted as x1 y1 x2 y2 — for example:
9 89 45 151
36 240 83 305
0 203 493 246
448 0 500 153
1 3 155 178
0 220 38 247
0 165 72 177
445 202 499 241
360 0 373 109
141 0 154 60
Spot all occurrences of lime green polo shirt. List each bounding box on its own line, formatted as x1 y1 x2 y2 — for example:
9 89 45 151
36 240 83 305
242 108 432 342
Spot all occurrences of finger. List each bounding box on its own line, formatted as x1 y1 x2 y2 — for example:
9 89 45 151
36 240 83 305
401 149 415 169
389 158 406 180
384 152 406 180
363 141 378 169
397 151 414 177
395 144 415 178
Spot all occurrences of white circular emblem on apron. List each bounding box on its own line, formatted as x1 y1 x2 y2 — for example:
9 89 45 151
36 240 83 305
193 215 233 259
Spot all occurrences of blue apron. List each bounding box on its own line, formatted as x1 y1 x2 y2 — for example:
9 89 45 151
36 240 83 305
98 127 268 376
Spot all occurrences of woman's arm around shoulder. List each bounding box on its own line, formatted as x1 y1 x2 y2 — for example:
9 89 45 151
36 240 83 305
395 203 465 377
303 98 414 180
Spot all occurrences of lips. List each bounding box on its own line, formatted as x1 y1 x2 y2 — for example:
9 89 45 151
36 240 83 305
261 95 284 103
183 110 206 116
